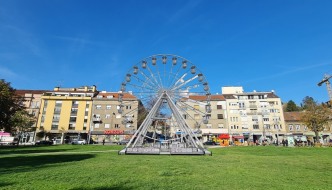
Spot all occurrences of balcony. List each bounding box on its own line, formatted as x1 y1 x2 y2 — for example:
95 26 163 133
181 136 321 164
92 118 102 123
247 112 262 115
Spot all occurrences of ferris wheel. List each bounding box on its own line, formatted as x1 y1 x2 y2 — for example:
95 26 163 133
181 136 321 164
118 54 212 155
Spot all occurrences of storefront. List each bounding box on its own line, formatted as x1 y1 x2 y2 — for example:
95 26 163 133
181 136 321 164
232 135 244 146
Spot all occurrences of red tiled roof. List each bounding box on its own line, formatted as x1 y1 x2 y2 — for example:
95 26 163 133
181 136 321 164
284 112 302 121
96 92 137 99
181 95 225 101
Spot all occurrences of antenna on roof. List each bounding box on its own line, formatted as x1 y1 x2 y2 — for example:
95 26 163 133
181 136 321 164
56 80 64 87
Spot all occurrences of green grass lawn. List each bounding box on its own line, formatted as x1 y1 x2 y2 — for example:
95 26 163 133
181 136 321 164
0 145 331 190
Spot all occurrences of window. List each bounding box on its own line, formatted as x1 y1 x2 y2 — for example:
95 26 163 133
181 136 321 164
106 105 112 110
105 114 111 119
217 105 222 109
253 124 259 129
206 114 211 119
51 124 58 130
115 124 120 128
289 125 293 131
217 114 224 119
183 114 187 119
105 124 110 128
265 124 271 130
295 125 300 131
68 124 76 130
263 118 269 122
303 125 308 131
69 117 77 122
96 105 102 109
126 105 131 109
116 114 121 119
94 123 100 128
206 124 212 129
97 95 103 99
218 124 224 128
107 95 113 99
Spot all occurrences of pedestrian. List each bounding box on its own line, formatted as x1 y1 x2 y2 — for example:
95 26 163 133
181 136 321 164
102 139 105 145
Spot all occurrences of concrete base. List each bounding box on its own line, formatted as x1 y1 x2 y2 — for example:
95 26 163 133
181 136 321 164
118 147 212 156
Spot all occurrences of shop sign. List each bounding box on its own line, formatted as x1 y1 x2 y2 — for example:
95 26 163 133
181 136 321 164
104 130 124 135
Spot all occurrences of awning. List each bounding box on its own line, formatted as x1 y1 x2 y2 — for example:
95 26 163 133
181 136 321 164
218 134 230 139
232 135 244 139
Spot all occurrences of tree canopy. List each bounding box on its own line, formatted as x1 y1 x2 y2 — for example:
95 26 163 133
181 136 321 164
0 79 26 133
285 100 299 112
300 97 331 142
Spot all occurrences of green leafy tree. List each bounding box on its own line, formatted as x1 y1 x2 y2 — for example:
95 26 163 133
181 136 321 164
10 110 35 145
285 100 299 112
301 97 331 143
0 79 25 133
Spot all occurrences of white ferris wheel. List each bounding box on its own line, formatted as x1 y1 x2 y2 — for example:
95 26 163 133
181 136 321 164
118 54 212 155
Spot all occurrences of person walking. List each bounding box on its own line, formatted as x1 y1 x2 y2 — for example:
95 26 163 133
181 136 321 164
102 139 105 145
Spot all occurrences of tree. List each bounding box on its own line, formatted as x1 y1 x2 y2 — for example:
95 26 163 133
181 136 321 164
0 79 25 133
301 96 315 110
10 110 35 145
301 97 331 143
285 100 299 112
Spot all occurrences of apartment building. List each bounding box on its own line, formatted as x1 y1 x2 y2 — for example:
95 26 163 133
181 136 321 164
90 91 138 143
178 95 228 142
15 90 47 143
36 86 97 143
222 86 286 143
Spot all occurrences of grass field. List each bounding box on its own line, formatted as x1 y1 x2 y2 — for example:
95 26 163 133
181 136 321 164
0 145 331 190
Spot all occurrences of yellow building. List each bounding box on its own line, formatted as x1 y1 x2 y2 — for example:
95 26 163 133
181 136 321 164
36 86 97 143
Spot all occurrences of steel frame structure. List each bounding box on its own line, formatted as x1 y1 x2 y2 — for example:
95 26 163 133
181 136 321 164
118 54 211 155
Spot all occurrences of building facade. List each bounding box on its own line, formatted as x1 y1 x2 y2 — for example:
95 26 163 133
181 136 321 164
36 86 97 143
222 86 286 144
90 91 138 143
284 111 332 144
15 90 47 143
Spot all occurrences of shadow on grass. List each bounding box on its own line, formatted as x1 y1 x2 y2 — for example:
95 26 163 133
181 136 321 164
0 146 76 155
0 154 95 174
70 185 133 190
0 182 14 188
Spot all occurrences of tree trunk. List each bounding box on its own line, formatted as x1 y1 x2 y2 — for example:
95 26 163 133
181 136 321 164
315 131 319 143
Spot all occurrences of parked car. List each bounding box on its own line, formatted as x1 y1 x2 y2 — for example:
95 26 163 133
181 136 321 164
35 140 53 145
72 139 87 145
117 139 130 145
203 140 217 145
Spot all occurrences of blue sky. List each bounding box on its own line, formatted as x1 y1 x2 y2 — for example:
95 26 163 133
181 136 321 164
1 0 332 105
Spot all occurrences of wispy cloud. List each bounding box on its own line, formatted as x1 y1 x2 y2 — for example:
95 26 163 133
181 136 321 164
241 62 332 84
0 66 18 78
52 35 105 46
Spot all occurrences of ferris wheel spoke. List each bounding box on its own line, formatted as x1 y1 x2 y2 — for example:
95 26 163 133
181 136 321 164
144 63 163 89
171 75 199 91
131 73 159 90
153 62 164 89
169 65 182 89
177 101 207 115
126 82 156 92
137 69 161 89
